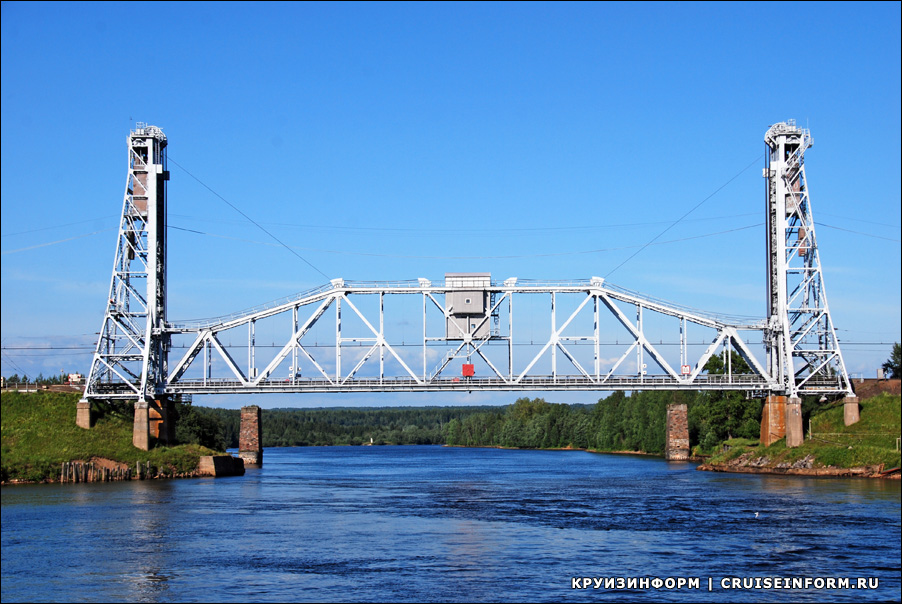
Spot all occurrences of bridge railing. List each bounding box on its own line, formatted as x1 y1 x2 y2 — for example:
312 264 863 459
162 373 780 393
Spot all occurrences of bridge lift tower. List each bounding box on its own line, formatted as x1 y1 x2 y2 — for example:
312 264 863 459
77 121 858 451
761 121 856 445
77 124 172 449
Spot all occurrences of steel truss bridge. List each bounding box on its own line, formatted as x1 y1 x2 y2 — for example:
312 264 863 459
162 277 778 395
81 121 853 410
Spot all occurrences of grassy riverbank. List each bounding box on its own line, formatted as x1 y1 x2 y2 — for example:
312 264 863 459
701 393 901 475
5 391 898 483
1 391 219 483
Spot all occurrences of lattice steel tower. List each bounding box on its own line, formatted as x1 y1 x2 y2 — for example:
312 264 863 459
763 120 852 398
77 124 171 447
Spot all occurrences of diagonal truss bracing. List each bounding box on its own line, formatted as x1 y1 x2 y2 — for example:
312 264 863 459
150 278 786 396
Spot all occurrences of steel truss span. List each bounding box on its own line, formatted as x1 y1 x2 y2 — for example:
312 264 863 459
82 122 853 403
158 278 780 395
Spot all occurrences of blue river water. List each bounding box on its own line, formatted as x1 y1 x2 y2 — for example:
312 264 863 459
2 446 900 602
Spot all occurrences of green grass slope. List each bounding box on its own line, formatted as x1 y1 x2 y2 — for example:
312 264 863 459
707 393 901 471
1 391 219 482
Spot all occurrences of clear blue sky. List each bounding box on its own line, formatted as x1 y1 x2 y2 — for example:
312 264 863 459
2 1 900 407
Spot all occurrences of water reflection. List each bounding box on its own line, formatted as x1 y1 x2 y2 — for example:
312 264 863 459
126 568 172 603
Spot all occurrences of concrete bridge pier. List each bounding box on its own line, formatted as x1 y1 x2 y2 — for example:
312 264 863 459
785 396 803 448
239 405 263 466
133 398 175 451
843 395 860 426
133 400 150 450
760 395 786 446
76 400 93 429
665 403 690 460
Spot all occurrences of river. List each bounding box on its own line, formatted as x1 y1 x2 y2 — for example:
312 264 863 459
2 446 900 602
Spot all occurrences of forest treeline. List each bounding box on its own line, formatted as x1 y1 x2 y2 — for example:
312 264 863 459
186 352 803 454
191 386 812 455
198 405 506 449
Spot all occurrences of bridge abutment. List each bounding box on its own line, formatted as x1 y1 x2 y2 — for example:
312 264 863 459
134 401 150 450
760 395 786 446
133 398 175 451
76 400 93 429
843 395 860 426
665 403 690 460
785 396 803 448
239 405 263 466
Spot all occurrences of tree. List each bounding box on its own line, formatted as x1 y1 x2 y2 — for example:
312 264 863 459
174 400 227 451
698 350 760 443
883 343 902 379
509 397 550 421
703 350 752 375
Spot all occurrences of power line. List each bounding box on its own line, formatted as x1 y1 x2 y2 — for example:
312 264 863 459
167 211 761 235
1 351 29 377
605 155 763 278
817 222 901 243
168 156 330 280
1 215 117 238
169 223 763 260
819 212 901 229
7 214 896 259
1 228 116 255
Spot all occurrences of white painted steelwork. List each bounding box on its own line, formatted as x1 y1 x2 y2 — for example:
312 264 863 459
763 121 852 396
156 278 775 395
81 124 169 402
80 122 852 401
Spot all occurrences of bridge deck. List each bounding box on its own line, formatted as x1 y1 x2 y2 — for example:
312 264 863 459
91 374 848 397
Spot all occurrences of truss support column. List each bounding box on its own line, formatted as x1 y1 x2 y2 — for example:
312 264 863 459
239 405 263 466
760 394 786 446
637 306 644 382
594 295 600 379
665 403 689 461
508 292 513 381
422 292 427 380
785 396 803 448
551 292 557 379
726 338 732 381
76 400 93 429
336 297 342 380
843 395 860 426
292 306 299 384
249 320 256 379
680 317 686 370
